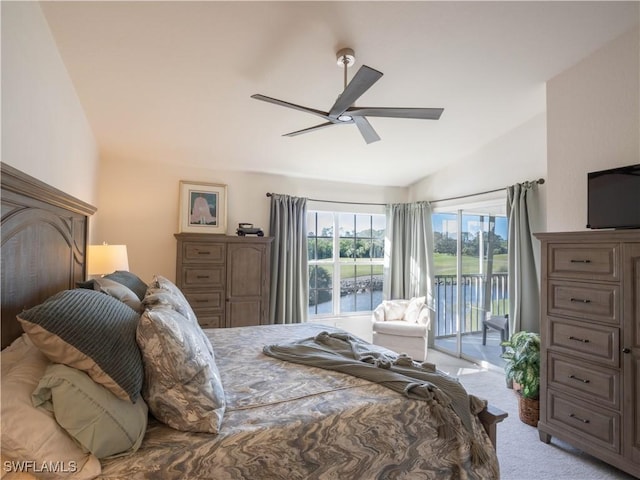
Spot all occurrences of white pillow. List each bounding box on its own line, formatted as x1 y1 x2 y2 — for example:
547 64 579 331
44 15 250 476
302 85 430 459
1 335 101 479
383 300 408 321
403 296 426 323
93 277 143 313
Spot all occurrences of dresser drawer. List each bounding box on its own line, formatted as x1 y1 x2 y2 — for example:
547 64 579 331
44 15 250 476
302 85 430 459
182 242 225 263
193 310 223 329
546 391 620 453
548 353 620 409
180 266 224 288
548 243 619 281
548 280 620 325
548 317 619 367
183 291 224 310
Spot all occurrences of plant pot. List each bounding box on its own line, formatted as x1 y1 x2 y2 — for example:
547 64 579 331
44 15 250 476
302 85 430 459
518 394 540 427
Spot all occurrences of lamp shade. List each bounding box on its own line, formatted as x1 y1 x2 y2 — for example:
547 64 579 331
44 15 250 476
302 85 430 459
87 244 129 276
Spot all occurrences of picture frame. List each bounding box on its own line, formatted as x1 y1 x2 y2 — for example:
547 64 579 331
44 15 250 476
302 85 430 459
178 181 227 234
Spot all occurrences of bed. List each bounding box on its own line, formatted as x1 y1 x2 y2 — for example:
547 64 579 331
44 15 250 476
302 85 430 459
1 163 504 479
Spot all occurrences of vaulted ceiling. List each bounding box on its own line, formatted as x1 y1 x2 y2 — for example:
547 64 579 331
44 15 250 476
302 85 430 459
41 1 638 187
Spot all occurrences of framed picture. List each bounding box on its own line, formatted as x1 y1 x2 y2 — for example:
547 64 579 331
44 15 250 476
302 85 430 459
179 181 227 234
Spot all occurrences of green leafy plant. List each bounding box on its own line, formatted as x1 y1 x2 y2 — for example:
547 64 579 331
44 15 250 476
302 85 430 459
501 331 540 399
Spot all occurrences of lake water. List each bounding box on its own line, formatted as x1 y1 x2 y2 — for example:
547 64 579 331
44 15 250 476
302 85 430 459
309 282 508 322
309 290 384 315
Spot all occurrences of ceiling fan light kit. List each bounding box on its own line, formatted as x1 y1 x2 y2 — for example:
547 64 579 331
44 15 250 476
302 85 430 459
251 48 444 144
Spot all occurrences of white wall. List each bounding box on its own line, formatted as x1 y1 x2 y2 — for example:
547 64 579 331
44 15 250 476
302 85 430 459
546 27 639 232
1 2 99 208
97 154 407 283
408 112 547 220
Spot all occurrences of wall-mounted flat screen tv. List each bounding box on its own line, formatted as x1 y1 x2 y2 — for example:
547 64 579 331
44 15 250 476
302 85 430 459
587 163 640 229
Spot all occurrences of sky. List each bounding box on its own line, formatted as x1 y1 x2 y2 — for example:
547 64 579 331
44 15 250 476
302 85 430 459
432 213 509 240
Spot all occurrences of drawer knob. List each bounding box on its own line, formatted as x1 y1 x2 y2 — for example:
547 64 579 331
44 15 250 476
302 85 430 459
570 298 591 304
570 259 591 264
196 275 210 279
568 374 590 384
568 336 590 344
569 413 590 424
623 347 631 354
197 251 211 255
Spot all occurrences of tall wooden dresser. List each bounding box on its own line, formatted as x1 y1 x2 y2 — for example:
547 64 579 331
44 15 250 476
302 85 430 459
536 230 640 478
174 233 273 329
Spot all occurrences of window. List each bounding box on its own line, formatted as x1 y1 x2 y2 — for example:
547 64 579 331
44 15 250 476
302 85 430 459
307 211 385 317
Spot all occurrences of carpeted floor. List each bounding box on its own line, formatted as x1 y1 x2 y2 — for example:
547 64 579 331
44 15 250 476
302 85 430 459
427 350 637 480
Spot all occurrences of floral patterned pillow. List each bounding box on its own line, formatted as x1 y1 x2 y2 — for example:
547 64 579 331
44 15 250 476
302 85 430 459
137 306 225 433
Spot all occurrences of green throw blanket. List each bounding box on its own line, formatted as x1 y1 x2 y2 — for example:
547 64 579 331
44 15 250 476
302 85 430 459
263 331 491 467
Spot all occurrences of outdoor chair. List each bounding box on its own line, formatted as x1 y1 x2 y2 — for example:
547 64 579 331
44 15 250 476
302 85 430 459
482 314 510 352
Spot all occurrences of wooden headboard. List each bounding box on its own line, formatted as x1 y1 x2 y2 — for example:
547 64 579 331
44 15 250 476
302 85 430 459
1 163 96 349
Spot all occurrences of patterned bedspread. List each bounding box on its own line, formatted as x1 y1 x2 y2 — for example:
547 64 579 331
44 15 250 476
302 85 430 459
99 323 499 479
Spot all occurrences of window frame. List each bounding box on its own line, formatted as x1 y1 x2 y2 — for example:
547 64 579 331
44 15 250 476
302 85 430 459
307 208 386 318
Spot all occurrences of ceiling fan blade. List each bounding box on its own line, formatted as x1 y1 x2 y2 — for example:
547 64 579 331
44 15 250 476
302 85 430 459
251 94 333 121
283 122 337 137
348 107 444 120
328 65 383 119
353 116 380 144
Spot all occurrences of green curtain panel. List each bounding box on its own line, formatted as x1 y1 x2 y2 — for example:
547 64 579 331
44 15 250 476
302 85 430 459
507 182 541 334
383 201 435 308
269 194 308 324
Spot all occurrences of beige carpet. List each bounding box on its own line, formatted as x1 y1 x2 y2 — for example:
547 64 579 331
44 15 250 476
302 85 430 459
427 350 636 480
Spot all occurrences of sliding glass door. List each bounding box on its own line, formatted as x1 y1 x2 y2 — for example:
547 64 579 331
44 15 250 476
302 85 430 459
432 207 508 367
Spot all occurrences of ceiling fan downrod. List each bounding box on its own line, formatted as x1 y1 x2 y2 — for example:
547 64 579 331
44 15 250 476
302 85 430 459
336 48 355 91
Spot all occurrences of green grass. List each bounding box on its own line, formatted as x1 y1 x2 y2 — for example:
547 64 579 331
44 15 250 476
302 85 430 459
315 254 507 281
434 253 508 275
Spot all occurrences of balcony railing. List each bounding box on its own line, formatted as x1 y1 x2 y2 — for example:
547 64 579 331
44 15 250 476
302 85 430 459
434 273 508 337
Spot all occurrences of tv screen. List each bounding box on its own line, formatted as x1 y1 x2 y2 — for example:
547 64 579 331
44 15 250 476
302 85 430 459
587 164 640 229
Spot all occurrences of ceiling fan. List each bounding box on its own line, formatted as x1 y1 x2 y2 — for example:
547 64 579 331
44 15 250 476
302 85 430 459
251 48 444 144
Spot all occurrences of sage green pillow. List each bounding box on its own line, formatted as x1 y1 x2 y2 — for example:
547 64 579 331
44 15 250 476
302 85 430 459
32 364 148 459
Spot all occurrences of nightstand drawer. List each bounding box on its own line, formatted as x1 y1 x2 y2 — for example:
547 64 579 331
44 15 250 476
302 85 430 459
548 243 619 281
182 242 225 263
548 280 620 325
548 353 620 409
183 291 224 310
548 317 619 367
546 391 620 453
180 266 224 288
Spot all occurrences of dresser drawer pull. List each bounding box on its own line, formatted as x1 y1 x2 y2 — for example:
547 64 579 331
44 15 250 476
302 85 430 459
197 251 211 255
568 336 590 343
569 413 590 424
569 259 591 263
569 297 591 304
568 374 590 384
194 299 210 303
196 275 210 279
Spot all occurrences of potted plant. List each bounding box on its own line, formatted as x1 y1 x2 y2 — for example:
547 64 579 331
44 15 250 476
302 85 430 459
501 331 541 426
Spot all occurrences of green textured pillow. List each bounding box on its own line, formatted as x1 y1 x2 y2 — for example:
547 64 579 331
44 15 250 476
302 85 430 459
18 289 144 402
32 364 148 459
104 271 148 301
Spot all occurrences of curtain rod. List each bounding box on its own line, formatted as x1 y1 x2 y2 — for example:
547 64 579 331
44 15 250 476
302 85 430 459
265 192 386 206
429 178 545 204
266 178 544 207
